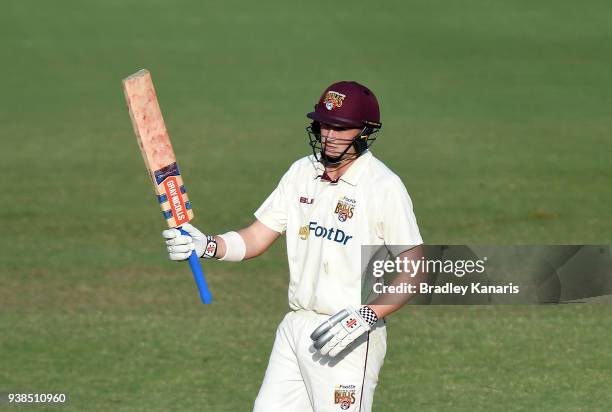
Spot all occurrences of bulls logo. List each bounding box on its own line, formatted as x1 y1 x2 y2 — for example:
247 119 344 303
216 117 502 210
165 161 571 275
334 196 356 222
323 91 346 111
334 385 356 410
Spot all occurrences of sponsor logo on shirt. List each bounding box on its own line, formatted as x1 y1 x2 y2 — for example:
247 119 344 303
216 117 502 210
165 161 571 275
297 221 353 245
299 196 314 204
298 225 310 240
334 384 356 410
334 196 356 222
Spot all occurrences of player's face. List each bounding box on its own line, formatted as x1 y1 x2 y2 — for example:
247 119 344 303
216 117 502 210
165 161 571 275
320 123 361 157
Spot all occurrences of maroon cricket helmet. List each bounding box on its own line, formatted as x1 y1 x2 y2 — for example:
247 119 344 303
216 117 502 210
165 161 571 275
307 81 382 130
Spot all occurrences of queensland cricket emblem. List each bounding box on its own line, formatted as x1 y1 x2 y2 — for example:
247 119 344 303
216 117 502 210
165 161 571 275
334 384 356 410
323 90 346 111
334 196 356 222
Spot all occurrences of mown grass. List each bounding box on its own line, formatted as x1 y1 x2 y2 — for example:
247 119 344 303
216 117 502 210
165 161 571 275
1 0 611 410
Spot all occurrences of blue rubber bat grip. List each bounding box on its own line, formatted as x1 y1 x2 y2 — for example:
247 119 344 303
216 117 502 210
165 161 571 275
180 228 213 304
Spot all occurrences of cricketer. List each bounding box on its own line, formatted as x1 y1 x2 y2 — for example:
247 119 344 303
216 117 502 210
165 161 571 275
162 81 423 411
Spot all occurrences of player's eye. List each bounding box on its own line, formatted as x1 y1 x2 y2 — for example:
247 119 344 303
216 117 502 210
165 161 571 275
320 123 348 132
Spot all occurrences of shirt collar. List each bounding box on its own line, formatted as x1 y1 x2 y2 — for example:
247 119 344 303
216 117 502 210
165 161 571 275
310 151 372 186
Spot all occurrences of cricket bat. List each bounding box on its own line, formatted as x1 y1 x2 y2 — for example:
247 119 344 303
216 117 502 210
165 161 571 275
122 69 212 304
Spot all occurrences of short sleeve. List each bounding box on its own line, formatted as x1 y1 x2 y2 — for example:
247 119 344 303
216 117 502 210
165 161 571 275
378 177 423 255
254 169 291 233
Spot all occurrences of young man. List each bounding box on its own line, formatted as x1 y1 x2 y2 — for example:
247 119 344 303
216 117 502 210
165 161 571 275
162 81 423 411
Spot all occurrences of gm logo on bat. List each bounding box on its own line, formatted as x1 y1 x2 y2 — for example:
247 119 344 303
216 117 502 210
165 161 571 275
299 221 353 245
163 176 188 224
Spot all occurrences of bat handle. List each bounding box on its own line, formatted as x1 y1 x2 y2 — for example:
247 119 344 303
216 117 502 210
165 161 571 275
179 228 213 304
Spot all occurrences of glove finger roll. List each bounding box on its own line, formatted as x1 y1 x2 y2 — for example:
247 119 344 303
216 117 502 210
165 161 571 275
321 332 344 356
313 328 335 350
167 244 194 253
169 251 192 261
162 228 181 239
165 235 194 246
310 309 351 341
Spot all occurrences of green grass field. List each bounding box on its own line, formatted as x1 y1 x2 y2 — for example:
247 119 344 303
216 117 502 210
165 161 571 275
1 0 611 410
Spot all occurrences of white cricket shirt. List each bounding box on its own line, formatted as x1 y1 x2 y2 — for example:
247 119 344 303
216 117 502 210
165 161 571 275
255 151 423 315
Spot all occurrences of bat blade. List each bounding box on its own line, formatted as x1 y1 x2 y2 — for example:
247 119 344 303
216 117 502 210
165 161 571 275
122 69 193 228
123 69 212 304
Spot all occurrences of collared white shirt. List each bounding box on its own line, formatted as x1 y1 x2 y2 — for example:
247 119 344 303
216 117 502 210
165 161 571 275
255 151 423 315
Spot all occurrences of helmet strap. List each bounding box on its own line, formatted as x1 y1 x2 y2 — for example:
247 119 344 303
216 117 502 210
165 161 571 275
319 139 356 167
320 125 373 166
306 123 379 169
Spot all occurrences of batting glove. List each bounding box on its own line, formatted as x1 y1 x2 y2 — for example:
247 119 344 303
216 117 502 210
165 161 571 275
162 223 214 260
310 306 378 357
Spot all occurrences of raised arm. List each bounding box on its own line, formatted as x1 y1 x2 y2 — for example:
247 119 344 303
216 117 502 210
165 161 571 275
228 220 281 259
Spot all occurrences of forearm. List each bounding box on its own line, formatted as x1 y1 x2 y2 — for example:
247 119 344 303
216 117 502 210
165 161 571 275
368 273 420 319
211 231 261 260
368 290 414 320
210 220 280 260
368 245 426 319
211 235 227 259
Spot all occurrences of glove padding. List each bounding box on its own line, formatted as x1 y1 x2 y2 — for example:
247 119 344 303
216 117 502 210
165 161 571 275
162 223 206 260
310 307 372 357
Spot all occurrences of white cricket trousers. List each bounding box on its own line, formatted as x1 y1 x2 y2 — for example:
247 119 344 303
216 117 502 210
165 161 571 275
254 310 387 412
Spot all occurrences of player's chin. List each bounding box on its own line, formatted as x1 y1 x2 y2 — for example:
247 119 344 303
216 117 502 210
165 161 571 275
324 149 342 157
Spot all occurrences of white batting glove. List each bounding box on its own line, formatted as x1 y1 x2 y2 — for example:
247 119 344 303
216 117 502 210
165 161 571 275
310 306 378 357
162 222 207 260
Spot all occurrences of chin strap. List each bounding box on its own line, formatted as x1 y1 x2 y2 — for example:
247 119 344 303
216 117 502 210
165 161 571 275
319 128 368 166
319 141 357 166
307 123 377 168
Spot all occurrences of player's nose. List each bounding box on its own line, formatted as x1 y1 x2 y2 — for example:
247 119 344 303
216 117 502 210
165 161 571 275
324 129 337 142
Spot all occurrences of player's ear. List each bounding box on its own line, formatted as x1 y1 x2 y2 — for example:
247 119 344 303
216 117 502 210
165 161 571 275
353 126 372 154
